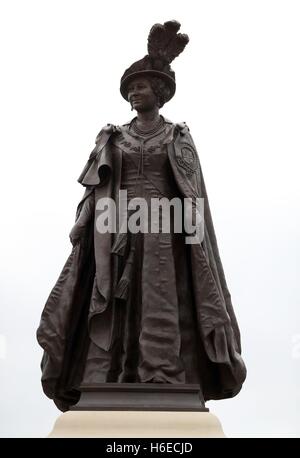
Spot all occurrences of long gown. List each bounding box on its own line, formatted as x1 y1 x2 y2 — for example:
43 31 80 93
80 118 204 387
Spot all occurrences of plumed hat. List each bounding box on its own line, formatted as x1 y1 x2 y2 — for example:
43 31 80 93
120 20 189 103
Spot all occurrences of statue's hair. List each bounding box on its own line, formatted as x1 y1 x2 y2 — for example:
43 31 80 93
148 76 171 108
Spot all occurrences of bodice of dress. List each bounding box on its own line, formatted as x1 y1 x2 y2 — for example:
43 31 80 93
114 118 179 202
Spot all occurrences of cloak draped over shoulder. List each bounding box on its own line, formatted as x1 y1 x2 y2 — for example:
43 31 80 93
37 118 246 411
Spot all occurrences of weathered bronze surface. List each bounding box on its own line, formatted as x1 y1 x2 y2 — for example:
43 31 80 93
37 20 246 412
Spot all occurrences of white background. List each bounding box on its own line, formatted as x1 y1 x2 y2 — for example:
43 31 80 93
0 0 300 437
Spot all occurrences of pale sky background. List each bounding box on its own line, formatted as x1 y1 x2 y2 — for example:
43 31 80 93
0 0 300 437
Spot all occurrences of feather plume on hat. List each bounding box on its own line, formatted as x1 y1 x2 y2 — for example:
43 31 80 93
147 20 189 67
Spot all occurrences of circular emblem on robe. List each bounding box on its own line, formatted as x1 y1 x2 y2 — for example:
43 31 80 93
176 143 199 177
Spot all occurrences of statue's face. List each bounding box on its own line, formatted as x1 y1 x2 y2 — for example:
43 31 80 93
127 77 158 112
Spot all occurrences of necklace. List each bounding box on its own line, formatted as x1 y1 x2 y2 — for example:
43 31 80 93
132 116 164 136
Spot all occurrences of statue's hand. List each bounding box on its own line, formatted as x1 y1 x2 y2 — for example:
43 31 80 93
69 223 86 246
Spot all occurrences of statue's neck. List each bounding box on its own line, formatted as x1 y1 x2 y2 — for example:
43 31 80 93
136 107 160 130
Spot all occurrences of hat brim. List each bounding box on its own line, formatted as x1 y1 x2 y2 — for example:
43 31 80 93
120 70 176 102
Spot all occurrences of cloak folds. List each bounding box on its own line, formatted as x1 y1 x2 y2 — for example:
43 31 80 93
37 121 246 411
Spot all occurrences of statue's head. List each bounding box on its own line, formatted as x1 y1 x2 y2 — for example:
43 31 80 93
120 20 189 109
126 75 171 112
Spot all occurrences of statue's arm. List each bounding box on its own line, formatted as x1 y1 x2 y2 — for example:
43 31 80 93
69 190 95 246
69 123 116 246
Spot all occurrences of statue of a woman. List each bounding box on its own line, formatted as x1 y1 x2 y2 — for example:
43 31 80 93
37 20 246 412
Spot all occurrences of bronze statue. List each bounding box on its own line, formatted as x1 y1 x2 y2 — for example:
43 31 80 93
37 20 246 412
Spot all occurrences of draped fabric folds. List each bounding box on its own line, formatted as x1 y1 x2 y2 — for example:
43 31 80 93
37 117 246 411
